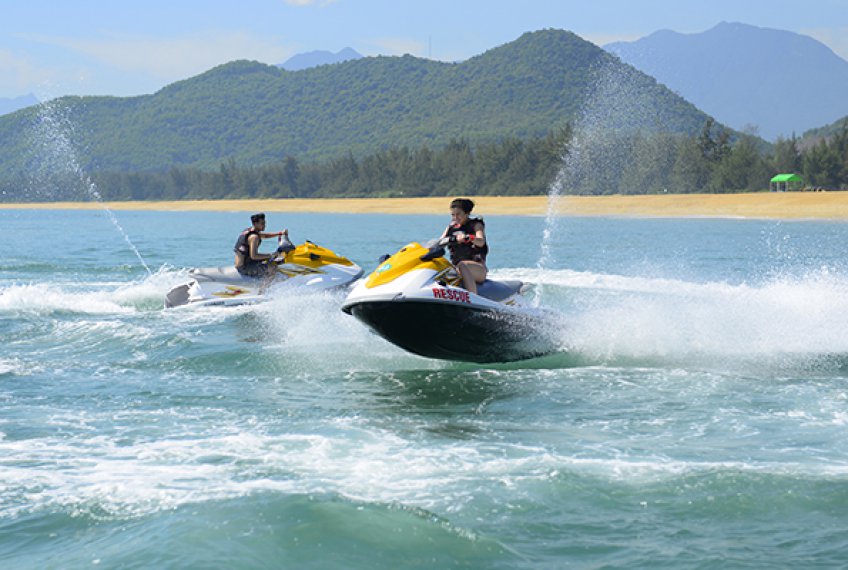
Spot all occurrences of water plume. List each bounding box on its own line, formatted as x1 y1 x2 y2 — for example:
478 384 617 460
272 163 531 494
537 61 684 294
28 99 152 275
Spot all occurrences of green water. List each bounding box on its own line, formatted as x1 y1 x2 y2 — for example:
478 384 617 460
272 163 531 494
3 209 848 568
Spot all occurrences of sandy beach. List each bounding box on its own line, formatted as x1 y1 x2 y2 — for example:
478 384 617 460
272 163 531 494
3 192 848 220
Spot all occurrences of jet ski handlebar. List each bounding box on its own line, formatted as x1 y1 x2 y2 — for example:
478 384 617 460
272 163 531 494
419 235 456 262
269 234 296 263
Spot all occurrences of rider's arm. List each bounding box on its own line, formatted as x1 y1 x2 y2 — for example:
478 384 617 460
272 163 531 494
248 234 274 261
469 222 485 246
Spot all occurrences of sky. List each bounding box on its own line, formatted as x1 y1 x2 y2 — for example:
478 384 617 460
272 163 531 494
2 0 848 100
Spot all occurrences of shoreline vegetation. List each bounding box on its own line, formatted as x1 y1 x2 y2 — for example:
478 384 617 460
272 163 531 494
3 192 848 220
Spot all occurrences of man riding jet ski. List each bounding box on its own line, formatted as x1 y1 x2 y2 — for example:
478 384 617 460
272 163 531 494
233 212 288 278
341 199 559 363
165 213 362 308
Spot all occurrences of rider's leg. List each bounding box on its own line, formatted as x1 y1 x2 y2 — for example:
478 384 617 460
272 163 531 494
456 260 487 294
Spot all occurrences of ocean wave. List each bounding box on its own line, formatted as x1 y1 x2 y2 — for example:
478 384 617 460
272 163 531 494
0 267 189 315
3 419 847 521
0 492 512 569
0 283 134 315
0 358 30 377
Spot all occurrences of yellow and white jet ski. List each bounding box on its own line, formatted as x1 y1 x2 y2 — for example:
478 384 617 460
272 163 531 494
341 238 558 363
165 239 362 308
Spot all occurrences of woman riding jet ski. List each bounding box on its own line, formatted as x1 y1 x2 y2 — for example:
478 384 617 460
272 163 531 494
341 199 559 363
165 213 362 308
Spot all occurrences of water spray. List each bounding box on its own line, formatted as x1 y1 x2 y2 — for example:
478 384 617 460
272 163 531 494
536 60 680 304
31 99 153 276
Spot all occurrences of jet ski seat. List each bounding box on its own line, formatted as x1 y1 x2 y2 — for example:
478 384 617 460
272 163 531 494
477 279 523 303
190 266 261 283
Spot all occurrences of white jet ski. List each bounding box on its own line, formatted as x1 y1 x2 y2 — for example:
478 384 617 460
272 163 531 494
341 237 559 363
165 238 362 308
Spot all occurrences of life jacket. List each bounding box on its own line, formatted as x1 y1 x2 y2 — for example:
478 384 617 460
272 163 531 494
446 217 488 264
233 227 260 265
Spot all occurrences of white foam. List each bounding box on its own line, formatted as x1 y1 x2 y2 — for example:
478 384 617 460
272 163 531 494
0 267 190 315
494 267 738 296
495 267 848 361
0 358 30 376
3 418 844 520
257 290 446 372
0 283 133 315
110 266 192 306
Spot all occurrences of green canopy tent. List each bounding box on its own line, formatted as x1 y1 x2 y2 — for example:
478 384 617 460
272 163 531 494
770 173 804 192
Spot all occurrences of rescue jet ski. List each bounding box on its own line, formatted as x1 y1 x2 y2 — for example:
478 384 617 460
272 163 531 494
165 237 362 308
341 238 559 363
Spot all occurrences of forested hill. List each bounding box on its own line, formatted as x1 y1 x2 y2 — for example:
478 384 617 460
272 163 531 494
0 29 713 177
802 115 848 143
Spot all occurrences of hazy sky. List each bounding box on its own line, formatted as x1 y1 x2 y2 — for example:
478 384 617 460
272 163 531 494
3 0 847 99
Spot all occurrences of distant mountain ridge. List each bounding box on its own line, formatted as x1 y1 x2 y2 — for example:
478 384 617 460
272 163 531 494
605 22 848 141
803 113 848 142
0 29 716 178
279 48 362 71
0 93 39 116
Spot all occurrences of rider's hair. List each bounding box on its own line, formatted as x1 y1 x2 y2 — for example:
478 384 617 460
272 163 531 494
450 198 474 214
250 212 266 224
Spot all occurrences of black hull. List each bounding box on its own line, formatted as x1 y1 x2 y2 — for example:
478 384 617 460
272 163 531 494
347 300 557 363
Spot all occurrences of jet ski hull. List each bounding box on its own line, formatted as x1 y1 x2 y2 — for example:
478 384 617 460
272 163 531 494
346 299 556 363
166 241 362 309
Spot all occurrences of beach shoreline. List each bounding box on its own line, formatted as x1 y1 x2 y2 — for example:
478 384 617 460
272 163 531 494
2 192 848 220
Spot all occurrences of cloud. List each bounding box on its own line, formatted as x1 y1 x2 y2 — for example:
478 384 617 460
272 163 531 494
0 49 54 95
801 27 848 61
22 31 294 82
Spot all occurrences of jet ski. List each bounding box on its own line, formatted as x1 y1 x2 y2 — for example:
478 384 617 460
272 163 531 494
165 237 363 308
341 237 559 363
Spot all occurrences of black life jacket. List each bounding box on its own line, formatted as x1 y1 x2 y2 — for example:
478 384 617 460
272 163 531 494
446 217 488 264
234 227 260 264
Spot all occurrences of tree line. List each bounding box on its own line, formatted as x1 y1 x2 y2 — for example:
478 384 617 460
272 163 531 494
3 119 847 203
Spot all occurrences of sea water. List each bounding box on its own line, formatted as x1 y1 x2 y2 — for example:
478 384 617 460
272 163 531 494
3 208 848 568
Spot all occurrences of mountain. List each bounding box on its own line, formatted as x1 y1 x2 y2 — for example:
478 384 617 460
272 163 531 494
802 114 848 143
605 22 848 141
0 29 716 178
0 93 39 116
279 47 363 71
